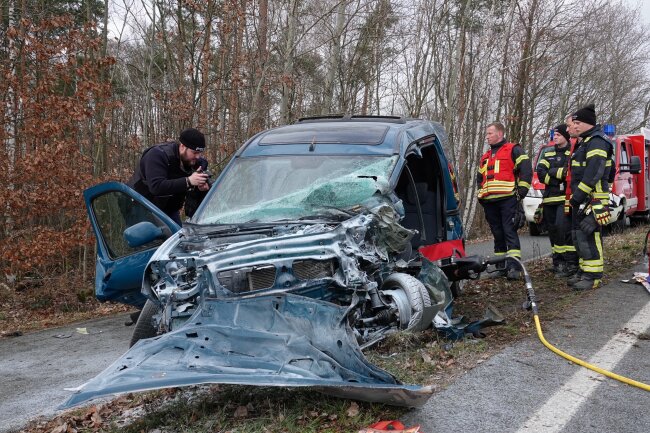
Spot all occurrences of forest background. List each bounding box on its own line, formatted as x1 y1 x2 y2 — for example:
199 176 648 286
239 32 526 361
1 0 650 305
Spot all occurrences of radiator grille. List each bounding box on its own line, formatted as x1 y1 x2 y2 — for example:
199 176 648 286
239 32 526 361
293 259 335 280
249 265 276 290
217 265 276 293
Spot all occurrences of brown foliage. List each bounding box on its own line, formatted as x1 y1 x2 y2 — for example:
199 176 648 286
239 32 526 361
1 16 116 283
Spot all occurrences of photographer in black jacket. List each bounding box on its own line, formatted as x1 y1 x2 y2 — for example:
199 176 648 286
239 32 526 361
128 128 210 225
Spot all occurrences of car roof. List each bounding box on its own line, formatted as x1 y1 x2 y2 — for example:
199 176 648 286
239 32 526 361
236 115 448 157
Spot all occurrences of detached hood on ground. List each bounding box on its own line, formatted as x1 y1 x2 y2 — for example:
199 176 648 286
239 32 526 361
60 294 433 409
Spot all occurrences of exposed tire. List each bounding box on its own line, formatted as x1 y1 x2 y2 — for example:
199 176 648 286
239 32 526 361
129 299 160 347
382 273 431 332
529 222 542 236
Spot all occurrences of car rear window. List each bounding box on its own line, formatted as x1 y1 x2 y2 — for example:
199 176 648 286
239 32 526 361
259 123 389 145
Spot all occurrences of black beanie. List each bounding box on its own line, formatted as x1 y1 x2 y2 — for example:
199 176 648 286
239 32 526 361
572 104 596 126
179 128 206 151
554 123 570 142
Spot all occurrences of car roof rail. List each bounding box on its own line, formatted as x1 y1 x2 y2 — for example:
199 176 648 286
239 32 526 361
296 114 408 124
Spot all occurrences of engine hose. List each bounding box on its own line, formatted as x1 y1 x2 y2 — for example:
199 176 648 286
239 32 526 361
506 257 650 392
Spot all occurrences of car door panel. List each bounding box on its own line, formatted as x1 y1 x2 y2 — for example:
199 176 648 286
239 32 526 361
84 182 180 307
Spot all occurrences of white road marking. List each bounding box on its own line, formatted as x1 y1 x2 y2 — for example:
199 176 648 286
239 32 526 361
516 301 650 432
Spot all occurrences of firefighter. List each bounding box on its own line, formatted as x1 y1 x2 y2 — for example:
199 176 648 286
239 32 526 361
536 123 578 276
567 104 614 290
477 122 533 280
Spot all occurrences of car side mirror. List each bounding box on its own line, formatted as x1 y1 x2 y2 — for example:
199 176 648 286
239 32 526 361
123 221 164 248
629 155 641 174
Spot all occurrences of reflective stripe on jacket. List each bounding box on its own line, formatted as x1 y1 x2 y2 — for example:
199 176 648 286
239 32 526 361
537 146 570 204
478 142 517 199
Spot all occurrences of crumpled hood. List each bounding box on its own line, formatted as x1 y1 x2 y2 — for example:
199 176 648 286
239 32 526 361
60 294 433 409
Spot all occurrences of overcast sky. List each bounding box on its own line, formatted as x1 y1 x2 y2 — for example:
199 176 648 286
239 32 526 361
622 0 650 25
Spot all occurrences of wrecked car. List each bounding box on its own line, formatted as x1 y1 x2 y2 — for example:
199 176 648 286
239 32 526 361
68 115 482 410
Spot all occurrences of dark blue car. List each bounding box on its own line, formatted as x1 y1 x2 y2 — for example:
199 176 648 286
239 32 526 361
75 116 470 409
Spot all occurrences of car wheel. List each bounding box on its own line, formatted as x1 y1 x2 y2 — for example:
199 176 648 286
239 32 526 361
529 222 541 236
382 273 431 332
129 299 160 347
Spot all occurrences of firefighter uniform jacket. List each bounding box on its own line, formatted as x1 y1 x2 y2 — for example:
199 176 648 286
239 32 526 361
476 140 532 201
537 145 570 204
569 126 614 207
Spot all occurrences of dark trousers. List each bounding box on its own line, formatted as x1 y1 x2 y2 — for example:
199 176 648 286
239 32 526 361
481 196 521 270
543 203 578 268
571 206 603 280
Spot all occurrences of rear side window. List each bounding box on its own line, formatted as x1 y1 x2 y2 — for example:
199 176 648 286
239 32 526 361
259 123 389 145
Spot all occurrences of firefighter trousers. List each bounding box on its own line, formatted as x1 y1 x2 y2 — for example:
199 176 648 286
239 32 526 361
543 203 578 269
481 196 521 270
571 207 604 280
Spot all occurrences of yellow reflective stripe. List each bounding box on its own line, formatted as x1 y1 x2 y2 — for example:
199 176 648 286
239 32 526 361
593 192 609 200
478 165 487 174
495 160 500 173
480 192 516 200
516 154 529 166
565 246 576 252
556 167 563 179
578 182 592 193
517 181 531 189
543 196 565 203
507 249 521 258
605 160 612 166
494 252 506 256
584 137 592 143
540 159 551 168
586 149 608 159
544 174 551 184
545 151 556 156
571 160 585 167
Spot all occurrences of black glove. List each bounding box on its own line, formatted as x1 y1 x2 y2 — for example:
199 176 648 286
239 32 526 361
513 200 526 230
570 189 588 208
579 213 598 235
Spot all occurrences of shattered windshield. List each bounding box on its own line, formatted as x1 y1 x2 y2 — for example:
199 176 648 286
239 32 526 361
196 155 398 224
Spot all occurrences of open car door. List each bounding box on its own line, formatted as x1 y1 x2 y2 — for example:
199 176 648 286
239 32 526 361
84 182 180 307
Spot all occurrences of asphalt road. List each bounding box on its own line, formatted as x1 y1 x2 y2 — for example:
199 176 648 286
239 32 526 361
0 314 133 432
2 233 649 433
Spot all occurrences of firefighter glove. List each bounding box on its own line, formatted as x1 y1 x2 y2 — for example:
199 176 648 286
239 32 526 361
569 189 588 208
513 200 526 230
579 213 599 235
533 204 544 225
592 204 611 226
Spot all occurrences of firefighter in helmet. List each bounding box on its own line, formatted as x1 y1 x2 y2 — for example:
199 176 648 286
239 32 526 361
477 122 532 280
536 123 578 277
566 104 614 290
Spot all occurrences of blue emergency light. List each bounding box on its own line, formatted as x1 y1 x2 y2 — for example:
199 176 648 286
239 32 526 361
603 123 616 137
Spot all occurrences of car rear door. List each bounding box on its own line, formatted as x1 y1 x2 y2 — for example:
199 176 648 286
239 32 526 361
84 182 180 307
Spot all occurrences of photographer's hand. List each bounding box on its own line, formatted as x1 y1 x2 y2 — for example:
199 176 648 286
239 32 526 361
188 169 209 188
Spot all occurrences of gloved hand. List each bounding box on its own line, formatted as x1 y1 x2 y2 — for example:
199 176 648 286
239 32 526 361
564 199 571 216
513 200 526 230
593 204 611 226
579 213 598 235
570 189 588 208
533 204 544 225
